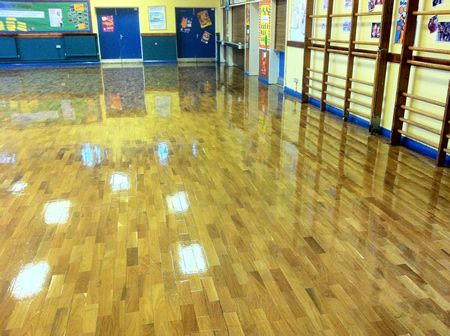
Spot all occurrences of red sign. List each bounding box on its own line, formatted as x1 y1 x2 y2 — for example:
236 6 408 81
101 15 114 32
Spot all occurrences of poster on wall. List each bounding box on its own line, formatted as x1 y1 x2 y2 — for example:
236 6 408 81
368 0 384 12
371 22 381 38
180 17 192 33
149 6 166 30
290 0 306 42
197 10 212 29
0 1 91 33
437 22 450 42
343 19 351 33
428 15 439 33
395 0 407 43
260 50 268 77
259 0 271 49
101 15 114 32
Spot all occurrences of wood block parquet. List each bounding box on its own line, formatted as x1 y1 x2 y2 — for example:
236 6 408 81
0 65 449 335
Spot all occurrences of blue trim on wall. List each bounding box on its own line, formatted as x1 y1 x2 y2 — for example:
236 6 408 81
282 86 450 166
259 77 269 85
0 61 100 69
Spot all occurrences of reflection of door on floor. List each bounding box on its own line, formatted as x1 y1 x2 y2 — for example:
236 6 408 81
175 8 216 61
96 8 142 60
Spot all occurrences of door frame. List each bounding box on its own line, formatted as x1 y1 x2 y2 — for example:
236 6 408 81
95 7 143 63
175 7 216 62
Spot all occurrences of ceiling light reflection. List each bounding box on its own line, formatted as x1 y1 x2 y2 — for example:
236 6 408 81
81 144 103 167
9 181 27 195
178 243 208 275
166 192 189 213
10 262 50 299
110 172 130 192
157 142 169 166
44 200 71 225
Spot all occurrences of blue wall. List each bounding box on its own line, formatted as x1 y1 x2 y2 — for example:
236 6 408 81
142 35 177 62
0 34 99 64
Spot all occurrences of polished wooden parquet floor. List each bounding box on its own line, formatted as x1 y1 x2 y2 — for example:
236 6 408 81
0 64 449 335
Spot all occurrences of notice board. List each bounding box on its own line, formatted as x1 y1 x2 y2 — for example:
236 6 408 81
0 1 91 33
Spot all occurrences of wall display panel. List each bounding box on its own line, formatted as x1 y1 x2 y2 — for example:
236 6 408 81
0 1 91 33
290 0 306 42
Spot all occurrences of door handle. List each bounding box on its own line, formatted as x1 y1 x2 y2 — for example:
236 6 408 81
120 34 123 40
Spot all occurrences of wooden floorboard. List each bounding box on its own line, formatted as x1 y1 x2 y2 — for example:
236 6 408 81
0 65 449 335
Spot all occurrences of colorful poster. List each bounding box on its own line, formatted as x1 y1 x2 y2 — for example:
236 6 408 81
371 22 381 38
201 31 211 44
343 19 351 33
180 17 192 33
197 10 212 29
395 0 407 43
437 22 450 42
428 15 439 33
259 0 271 49
149 6 166 30
368 0 383 12
260 50 268 77
290 0 306 42
0 1 90 33
101 15 114 33
48 8 63 28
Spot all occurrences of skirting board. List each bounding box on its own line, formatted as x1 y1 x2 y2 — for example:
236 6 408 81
283 86 450 166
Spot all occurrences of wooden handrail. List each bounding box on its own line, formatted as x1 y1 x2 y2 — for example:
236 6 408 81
326 73 347 80
352 41 379 46
407 60 450 71
399 117 441 135
400 105 443 121
409 46 450 55
306 84 322 91
413 10 450 15
307 68 323 74
352 51 377 59
398 130 439 148
308 46 325 51
325 82 346 90
323 100 345 108
348 98 372 109
328 39 348 43
325 91 346 99
328 48 349 55
350 78 373 86
402 93 445 108
347 107 370 117
355 11 382 16
349 88 372 97
329 13 352 17
306 76 322 83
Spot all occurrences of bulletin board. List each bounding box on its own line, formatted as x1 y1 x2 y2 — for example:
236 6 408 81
0 1 91 33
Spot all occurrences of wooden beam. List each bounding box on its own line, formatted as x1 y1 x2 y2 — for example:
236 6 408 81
320 0 334 111
370 0 395 134
343 0 359 120
437 81 450 166
391 0 420 145
301 0 314 104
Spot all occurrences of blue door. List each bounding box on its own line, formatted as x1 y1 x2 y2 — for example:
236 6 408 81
176 8 216 59
96 8 142 60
